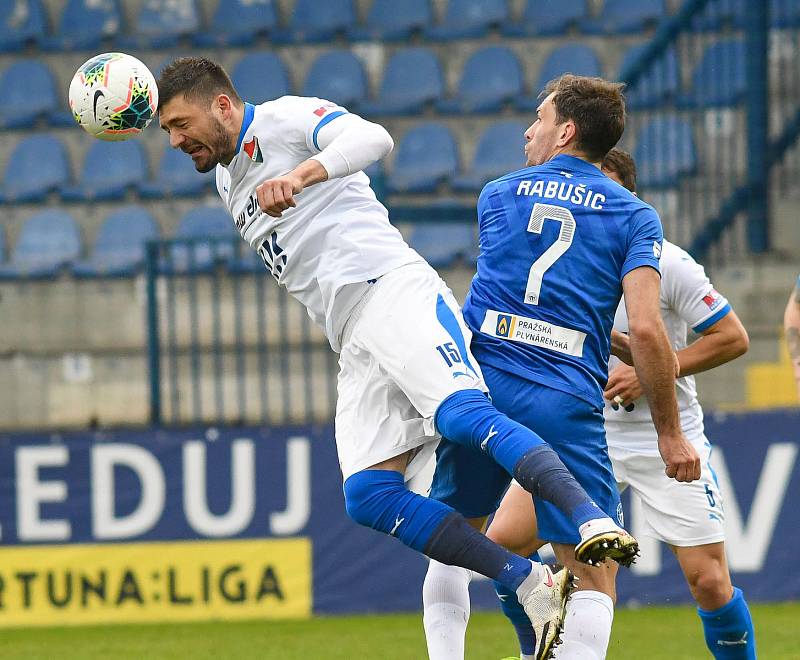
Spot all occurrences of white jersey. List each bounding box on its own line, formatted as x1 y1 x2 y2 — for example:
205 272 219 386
604 240 731 454
216 96 423 351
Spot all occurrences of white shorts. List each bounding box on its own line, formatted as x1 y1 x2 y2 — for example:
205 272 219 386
335 262 487 482
609 435 726 547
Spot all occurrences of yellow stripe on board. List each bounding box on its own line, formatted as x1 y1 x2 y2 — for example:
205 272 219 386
0 537 311 627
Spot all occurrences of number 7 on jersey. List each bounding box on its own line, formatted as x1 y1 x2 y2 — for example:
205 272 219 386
524 202 576 305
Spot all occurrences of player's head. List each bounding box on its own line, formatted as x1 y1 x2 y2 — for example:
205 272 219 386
524 74 626 167
158 57 243 173
601 148 637 193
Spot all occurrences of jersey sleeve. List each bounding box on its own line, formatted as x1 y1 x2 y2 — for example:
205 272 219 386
266 96 350 158
662 246 731 333
621 206 664 279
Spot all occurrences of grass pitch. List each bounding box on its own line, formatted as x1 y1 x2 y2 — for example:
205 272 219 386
0 603 796 659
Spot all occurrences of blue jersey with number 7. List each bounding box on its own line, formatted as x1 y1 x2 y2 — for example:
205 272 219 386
462 154 664 407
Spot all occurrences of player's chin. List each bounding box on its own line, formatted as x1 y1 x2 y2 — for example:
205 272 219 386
194 156 218 173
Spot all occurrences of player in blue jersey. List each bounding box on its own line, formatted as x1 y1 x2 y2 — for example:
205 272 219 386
422 75 700 660
487 149 755 660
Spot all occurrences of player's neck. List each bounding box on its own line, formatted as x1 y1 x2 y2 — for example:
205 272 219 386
221 104 246 166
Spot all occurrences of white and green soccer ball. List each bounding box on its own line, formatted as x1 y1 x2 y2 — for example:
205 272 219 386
68 52 158 141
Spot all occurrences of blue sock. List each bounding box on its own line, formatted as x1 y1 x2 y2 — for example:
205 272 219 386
698 587 756 659
494 552 542 657
435 390 605 527
343 470 532 591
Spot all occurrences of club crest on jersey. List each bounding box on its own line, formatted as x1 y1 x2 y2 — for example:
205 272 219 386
702 289 722 311
243 136 263 163
313 103 337 117
495 314 513 338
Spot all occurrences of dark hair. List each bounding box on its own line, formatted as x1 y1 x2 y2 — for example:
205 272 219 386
602 148 637 192
157 56 242 110
542 74 626 162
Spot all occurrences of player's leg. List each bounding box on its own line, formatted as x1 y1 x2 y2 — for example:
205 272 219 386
619 444 756 659
361 263 633 558
487 481 618 660
672 543 755 659
337 294 568 653
491 384 627 660
487 484 547 660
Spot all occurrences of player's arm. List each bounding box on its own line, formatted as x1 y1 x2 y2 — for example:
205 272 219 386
783 280 800 400
256 109 393 218
605 311 746 404
623 266 700 482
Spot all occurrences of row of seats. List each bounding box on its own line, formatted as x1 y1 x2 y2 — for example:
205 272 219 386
1 115 696 204
0 38 748 131
0 0 643 53
0 205 477 278
5 0 800 53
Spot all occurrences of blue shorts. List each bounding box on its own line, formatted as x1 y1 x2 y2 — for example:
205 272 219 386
429 363 622 545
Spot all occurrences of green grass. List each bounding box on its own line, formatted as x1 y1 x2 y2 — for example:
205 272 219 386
0 603 796 659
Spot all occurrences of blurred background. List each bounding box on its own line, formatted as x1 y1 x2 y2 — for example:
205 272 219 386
0 0 797 640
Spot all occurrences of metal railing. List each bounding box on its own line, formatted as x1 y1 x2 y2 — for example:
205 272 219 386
145 237 337 426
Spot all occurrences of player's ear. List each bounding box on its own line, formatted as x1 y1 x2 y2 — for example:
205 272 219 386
214 94 233 119
557 120 577 149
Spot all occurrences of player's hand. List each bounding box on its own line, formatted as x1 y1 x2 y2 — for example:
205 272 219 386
604 364 641 411
256 175 304 218
610 330 633 365
657 432 701 483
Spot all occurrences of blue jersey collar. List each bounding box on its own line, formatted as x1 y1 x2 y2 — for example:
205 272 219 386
235 102 256 154
548 154 602 174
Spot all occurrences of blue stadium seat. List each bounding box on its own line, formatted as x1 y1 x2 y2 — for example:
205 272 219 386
409 223 476 268
277 0 356 44
170 206 237 273
231 52 291 104
193 0 278 47
452 121 528 192
771 0 800 27
120 0 200 48
426 0 507 40
387 123 458 194
619 45 680 109
582 0 666 34
61 140 148 201
0 60 58 128
301 50 367 110
438 46 523 114
503 0 587 37
0 210 82 279
1 134 70 203
140 144 215 199
517 44 601 111
349 0 431 41
0 0 47 51
41 0 122 51
633 117 696 188
360 48 443 116
72 206 159 277
681 40 745 108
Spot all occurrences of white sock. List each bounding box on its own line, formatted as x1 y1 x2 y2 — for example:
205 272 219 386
423 560 473 660
514 560 547 602
553 590 614 660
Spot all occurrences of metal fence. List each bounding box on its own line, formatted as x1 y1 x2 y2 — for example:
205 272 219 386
145 237 337 426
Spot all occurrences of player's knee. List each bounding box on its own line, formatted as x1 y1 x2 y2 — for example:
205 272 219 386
342 469 405 529
486 521 538 556
685 562 731 607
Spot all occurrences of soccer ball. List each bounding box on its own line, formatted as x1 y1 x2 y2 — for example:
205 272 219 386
68 52 158 141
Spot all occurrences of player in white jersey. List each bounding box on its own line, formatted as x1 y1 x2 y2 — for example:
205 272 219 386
488 149 756 660
156 57 637 653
